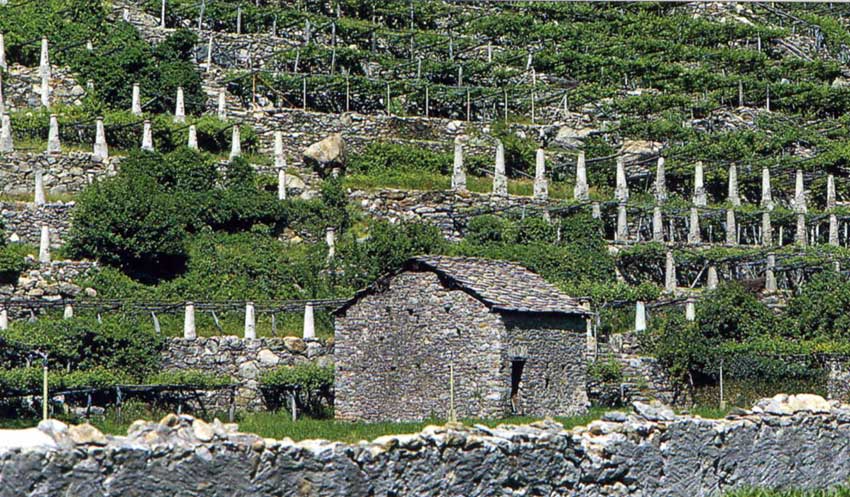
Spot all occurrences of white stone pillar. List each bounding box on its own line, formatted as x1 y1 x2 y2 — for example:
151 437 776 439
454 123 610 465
685 300 696 322
0 113 11 153
47 114 61 153
160 0 166 28
0 33 6 72
141 120 154 151
93 117 108 160
244 301 256 339
0 308 7 331
278 168 287 201
229 125 241 160
0 74 5 114
533 148 548 200
830 214 839 247
38 225 50 264
274 130 285 166
574 151 589 201
795 213 807 246
688 207 701 245
174 86 185 123
654 156 666 203
183 302 196 339
303 302 315 339
725 209 737 245
728 164 740 206
217 89 227 120
39 37 49 78
187 125 198 149
827 174 836 211
591 202 601 219
765 254 777 293
131 83 142 115
492 140 507 197
761 167 773 210
634 301 646 332
615 156 629 202
40 72 50 108
616 204 628 242
34 169 45 205
63 304 73 319
652 206 663 242
664 251 676 293
707 265 719 290
206 35 213 71
762 211 772 246
326 227 336 259
794 169 807 213
693 161 707 207
451 140 467 192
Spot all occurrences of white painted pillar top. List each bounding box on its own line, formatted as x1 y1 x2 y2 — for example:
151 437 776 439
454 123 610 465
47 114 61 154
685 300 696 321
93 117 108 160
707 265 719 289
0 113 11 153
574 151 589 201
174 86 185 123
38 225 50 264
533 148 548 201
493 140 507 197
634 301 647 332
727 163 740 206
131 83 142 116
244 301 256 339
229 125 241 160
303 302 315 339
615 156 629 202
34 168 45 205
654 156 667 203
761 167 773 210
451 140 467 193
794 169 807 213
141 120 153 151
693 160 706 207
183 302 197 339
63 304 73 319
187 125 198 149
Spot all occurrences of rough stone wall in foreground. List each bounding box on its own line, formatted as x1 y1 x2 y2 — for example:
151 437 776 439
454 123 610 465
3 394 850 497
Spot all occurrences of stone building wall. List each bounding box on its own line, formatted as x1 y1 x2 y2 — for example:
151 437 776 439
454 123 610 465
828 357 850 402
5 395 850 496
160 336 332 410
1 202 74 246
0 152 118 196
335 271 508 422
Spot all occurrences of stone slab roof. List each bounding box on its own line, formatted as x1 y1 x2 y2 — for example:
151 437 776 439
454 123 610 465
408 256 590 315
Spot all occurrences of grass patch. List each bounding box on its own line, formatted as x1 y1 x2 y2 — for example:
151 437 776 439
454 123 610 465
725 488 850 496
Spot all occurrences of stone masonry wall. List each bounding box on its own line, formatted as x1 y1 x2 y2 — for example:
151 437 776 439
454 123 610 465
335 270 508 421
4 394 850 496
0 152 118 196
160 336 333 410
2 64 86 111
1 202 74 246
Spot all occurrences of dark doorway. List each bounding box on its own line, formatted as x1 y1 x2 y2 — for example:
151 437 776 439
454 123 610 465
510 360 525 415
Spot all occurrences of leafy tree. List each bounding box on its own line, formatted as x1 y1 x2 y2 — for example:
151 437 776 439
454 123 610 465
787 270 850 340
696 283 775 342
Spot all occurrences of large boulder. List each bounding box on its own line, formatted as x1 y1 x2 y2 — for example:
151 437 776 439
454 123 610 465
303 133 346 176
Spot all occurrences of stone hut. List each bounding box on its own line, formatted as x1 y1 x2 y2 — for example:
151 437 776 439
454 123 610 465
334 255 592 422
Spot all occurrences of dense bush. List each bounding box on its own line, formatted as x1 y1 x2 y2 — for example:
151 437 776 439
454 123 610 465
260 364 334 414
786 270 850 340
144 370 233 388
695 283 776 342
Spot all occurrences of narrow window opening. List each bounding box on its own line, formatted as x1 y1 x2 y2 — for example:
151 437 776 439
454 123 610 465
510 360 525 415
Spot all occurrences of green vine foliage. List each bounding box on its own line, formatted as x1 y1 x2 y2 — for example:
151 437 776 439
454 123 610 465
260 364 335 415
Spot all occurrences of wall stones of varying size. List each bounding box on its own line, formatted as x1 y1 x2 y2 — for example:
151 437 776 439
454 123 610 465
1 260 97 307
1 202 74 246
5 394 850 496
160 336 333 410
0 152 118 196
827 357 850 403
2 64 87 110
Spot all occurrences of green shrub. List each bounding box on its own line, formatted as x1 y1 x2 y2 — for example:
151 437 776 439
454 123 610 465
145 370 233 387
587 359 623 383
349 143 451 175
465 215 513 244
260 364 334 414
0 244 34 284
696 283 775 342
786 270 850 340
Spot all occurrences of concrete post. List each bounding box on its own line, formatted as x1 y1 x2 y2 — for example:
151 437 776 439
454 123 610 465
830 214 839 247
574 151 589 201
0 74 4 114
217 89 227 120
229 125 241 160
652 205 663 242
34 169 45 205
728 164 740 206
174 86 185 123
160 0 166 28
634 301 646 332
0 113 11 153
63 304 73 319
38 225 50 264
828 174 836 211
492 140 507 197
326 227 336 259
187 125 198 149
206 35 213 71
132 83 142 115
40 72 49 108
693 161 707 207
183 302 196 339
591 202 601 219
762 212 773 246
664 251 676 293
688 207 701 245
533 149 548 200
795 213 807 246
707 265 719 289
141 120 153 151
303 302 315 339
0 309 7 331
86 79 94 92
47 114 61 153
761 167 773 210
685 300 696 322
244 302 256 339
765 254 777 293
615 156 629 202
278 167 287 201
654 156 667 203
616 203 629 242
274 131 285 167
0 33 5 72
725 209 736 245
451 140 467 192
39 37 49 78
93 117 108 160
794 169 807 213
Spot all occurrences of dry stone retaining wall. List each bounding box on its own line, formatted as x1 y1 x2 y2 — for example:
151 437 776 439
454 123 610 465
3 395 850 496
0 152 117 196
1 202 74 246
2 64 86 110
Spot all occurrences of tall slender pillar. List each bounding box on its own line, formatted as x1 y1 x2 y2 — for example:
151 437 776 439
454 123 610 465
217 89 227 120
652 206 663 242
830 214 839 247
693 161 706 207
141 120 153 151
326 227 336 259
765 254 777 293
244 302 256 339
174 86 185 123
795 213 807 246
533 149 548 201
38 225 50 263
794 169 807 213
187 125 198 149
761 167 773 210
34 169 45 205
492 140 507 197
229 125 241 160
183 302 196 339
654 156 667 203
685 300 696 321
0 308 7 331
688 207 701 245
0 33 6 72
762 212 772 246
0 113 11 153
728 164 740 206
93 117 108 160
707 265 719 290
131 83 142 116
664 251 676 293
725 209 737 245
451 140 467 192
303 302 315 339
827 174 836 211
634 301 646 332
46 114 61 153
615 156 629 202
573 151 589 201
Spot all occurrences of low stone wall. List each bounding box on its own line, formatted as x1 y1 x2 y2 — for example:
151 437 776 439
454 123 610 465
828 357 850 402
1 202 74 246
4 260 97 302
0 152 117 196
161 336 333 410
4 394 850 496
3 64 86 111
